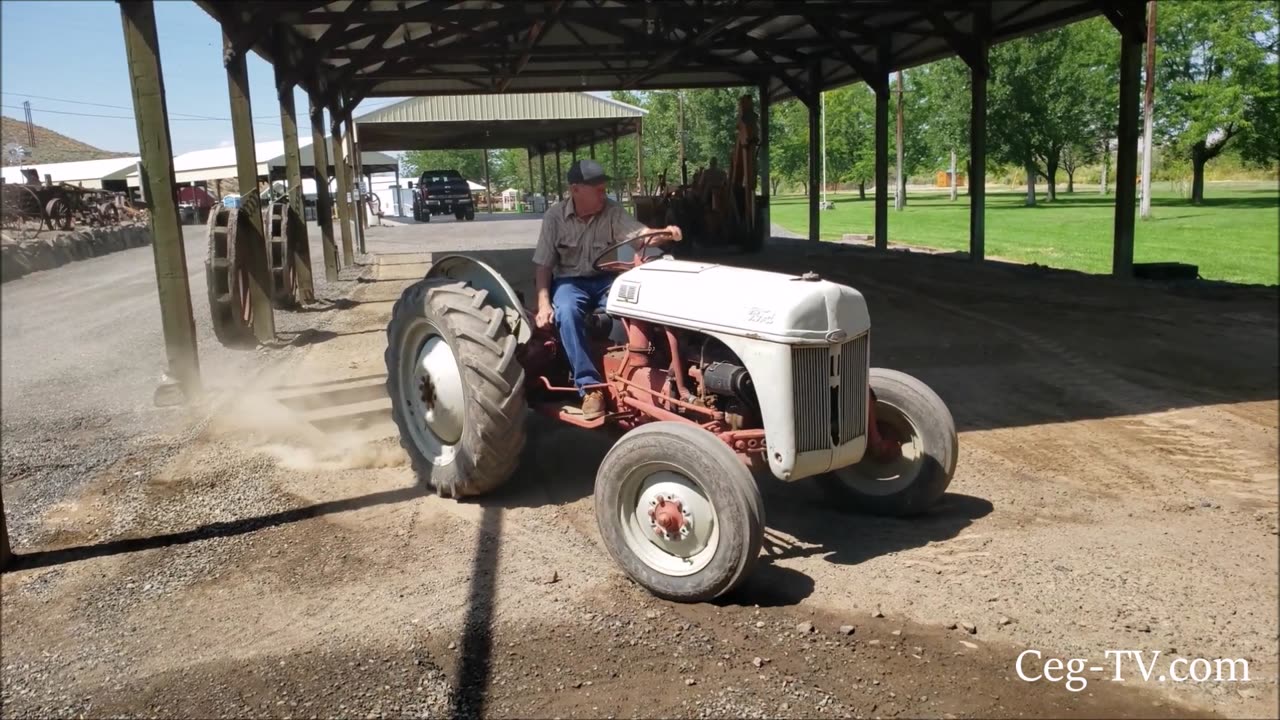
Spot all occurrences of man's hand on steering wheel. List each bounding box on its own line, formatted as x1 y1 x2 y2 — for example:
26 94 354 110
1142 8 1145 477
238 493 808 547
643 224 683 247
591 226 684 274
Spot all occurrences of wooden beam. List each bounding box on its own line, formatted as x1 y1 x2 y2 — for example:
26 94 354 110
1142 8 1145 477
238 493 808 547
874 41 889 250
969 9 989 262
1112 21 1142 277
924 7 988 74
121 0 201 401
808 63 821 243
499 1 564 92
1102 1 1146 43
276 71 314 302
225 26 275 343
484 148 493 213
346 117 366 254
308 97 339 281
758 80 771 233
331 118 355 266
540 151 548 201
809 20 884 91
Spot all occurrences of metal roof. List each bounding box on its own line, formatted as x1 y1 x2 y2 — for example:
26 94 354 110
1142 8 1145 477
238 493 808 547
1 157 139 189
121 138 399 186
353 91 646 153
199 0 1106 110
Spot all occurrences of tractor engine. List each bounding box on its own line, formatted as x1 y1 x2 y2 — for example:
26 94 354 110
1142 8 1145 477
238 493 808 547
603 257 873 482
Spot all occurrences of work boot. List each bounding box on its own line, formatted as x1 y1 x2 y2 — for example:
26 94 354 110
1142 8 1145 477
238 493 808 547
581 390 606 420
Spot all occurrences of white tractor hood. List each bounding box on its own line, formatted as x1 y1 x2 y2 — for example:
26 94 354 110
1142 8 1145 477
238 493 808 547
605 257 870 345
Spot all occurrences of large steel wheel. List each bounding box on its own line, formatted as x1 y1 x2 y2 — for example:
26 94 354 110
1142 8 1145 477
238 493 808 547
205 205 257 348
819 368 958 516
385 279 527 497
44 198 72 231
268 200 298 308
595 421 764 603
2 186 45 240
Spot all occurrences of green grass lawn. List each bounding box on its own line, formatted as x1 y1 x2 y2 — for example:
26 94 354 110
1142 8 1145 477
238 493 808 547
770 182 1279 285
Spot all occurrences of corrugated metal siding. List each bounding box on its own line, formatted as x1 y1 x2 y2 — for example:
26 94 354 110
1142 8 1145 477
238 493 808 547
359 92 644 124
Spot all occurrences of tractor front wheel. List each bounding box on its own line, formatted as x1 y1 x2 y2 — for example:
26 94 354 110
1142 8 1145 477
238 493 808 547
819 368 957 516
385 279 527 497
595 422 764 603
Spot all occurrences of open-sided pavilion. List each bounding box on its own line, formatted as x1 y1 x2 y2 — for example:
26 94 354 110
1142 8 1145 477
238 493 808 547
121 0 1151 421
1 0 1155 569
353 91 647 205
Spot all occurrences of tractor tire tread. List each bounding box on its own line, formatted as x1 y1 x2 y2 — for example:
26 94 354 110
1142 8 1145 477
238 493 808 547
386 276 526 498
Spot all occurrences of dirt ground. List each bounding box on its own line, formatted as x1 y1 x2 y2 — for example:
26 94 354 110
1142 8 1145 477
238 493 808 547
2 216 1276 719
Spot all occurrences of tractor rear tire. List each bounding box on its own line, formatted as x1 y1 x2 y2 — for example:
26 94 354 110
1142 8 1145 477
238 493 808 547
594 422 764 603
385 278 527 497
818 368 957 516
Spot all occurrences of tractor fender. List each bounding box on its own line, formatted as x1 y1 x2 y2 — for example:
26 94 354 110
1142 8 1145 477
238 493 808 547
425 254 533 344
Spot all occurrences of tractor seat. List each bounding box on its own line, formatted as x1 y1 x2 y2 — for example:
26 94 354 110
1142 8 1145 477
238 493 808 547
585 308 615 341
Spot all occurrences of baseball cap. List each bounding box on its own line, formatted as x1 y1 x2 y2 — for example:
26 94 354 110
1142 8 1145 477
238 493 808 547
567 158 610 185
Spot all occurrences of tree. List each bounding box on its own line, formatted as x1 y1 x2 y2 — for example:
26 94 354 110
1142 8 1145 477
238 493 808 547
402 149 487 185
987 18 1114 205
1155 0 1278 203
771 99 810 194
823 85 876 198
912 57 971 200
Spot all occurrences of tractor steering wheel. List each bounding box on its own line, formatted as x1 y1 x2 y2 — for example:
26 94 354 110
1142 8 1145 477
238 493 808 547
591 229 681 274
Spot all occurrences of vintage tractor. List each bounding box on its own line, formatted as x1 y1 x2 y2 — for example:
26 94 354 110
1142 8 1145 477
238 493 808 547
384 231 957 602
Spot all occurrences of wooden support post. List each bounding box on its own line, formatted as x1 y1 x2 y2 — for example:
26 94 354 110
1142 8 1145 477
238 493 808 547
969 25 989 262
895 71 906 211
539 151 548 204
120 0 201 401
526 148 536 205
331 120 355 266
276 74 313 302
590 140 596 160
394 164 401 215
611 133 620 202
224 26 274 343
1113 22 1142 277
807 66 821 243
346 118 365 254
556 146 564 199
309 98 338 281
758 82 771 235
483 148 493 213
874 44 890 250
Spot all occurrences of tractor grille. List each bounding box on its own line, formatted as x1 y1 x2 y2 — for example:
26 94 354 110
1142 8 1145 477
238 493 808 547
792 333 869 453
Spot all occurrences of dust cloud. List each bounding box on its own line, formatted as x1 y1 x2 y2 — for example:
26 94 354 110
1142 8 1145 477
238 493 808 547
211 385 408 472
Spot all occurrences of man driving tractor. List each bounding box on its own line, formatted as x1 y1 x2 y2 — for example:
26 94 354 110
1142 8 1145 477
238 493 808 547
533 159 683 420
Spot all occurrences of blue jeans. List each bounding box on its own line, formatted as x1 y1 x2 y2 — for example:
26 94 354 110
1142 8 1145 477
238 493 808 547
552 274 613 395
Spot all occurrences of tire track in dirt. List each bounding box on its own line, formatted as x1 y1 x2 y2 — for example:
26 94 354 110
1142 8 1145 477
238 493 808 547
850 273 1277 509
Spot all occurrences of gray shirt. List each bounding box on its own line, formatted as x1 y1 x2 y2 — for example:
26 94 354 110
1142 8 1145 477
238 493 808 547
532 196 651 278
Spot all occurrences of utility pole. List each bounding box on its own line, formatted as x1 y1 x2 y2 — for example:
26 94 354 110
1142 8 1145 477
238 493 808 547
23 101 34 146
895 71 906 211
1140 0 1158 219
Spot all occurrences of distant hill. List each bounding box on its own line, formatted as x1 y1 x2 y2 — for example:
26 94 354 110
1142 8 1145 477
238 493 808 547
1 115 134 166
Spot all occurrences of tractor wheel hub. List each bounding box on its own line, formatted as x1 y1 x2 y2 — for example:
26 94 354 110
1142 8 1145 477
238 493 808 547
647 494 692 541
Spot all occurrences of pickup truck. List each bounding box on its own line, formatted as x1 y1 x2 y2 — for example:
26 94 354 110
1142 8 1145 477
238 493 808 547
411 169 475 222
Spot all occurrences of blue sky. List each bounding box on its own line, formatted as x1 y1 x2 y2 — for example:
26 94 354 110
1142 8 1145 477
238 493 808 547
0 0 406 155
